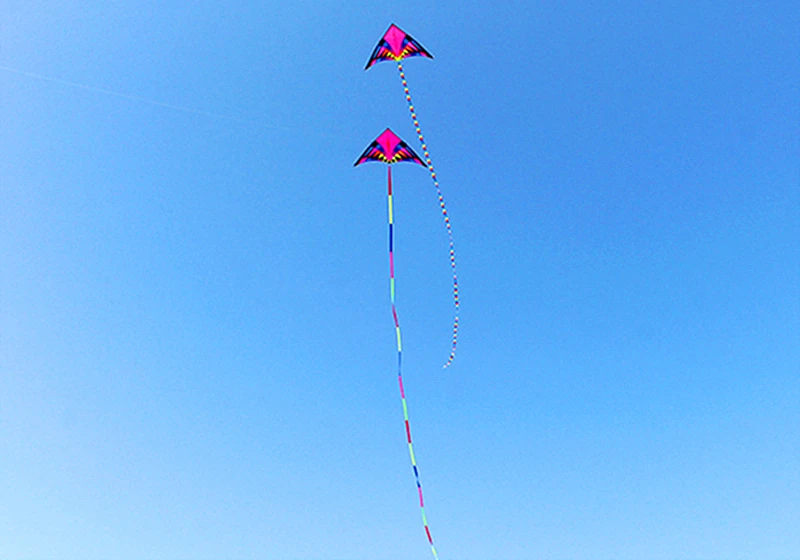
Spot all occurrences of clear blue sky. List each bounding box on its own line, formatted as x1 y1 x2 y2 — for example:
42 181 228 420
2 2 798 559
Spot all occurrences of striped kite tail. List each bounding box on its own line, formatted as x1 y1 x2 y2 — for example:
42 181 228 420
388 165 440 560
397 61 460 369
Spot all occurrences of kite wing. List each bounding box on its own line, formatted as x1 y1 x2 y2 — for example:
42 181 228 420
354 128 425 167
365 24 433 69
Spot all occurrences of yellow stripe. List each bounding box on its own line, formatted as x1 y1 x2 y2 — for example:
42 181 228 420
390 278 395 301
388 195 394 224
408 443 416 465
395 327 402 351
421 510 428 525
402 399 409 420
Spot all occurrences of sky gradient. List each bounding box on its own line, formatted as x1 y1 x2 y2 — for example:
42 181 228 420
2 2 798 559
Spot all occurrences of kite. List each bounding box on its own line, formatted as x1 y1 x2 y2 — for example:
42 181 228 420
354 128 440 560
364 24 433 69
354 128 425 167
366 23 460 369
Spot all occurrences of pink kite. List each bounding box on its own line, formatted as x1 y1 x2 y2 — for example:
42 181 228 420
354 128 440 560
365 23 433 69
354 128 426 167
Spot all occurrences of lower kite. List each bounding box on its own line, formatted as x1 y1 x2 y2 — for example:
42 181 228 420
355 128 441 560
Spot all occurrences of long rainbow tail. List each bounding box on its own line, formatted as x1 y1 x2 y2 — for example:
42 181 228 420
397 61 459 369
388 166 440 560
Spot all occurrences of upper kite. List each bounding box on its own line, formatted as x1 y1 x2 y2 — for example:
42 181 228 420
365 24 433 70
354 128 425 167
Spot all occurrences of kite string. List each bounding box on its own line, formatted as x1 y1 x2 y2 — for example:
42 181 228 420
396 61 459 369
388 166 440 560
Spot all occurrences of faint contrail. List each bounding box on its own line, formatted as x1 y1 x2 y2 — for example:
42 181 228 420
0 63 303 133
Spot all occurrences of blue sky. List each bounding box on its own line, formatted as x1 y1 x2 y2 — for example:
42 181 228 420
1 2 798 559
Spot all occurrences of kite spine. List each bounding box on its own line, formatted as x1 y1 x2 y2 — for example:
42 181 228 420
388 166 440 560
397 61 459 369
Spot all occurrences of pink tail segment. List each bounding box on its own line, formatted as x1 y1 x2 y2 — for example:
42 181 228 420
397 61 459 369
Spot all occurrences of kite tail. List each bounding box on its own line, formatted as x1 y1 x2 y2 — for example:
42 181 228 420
397 61 459 369
388 166 440 560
